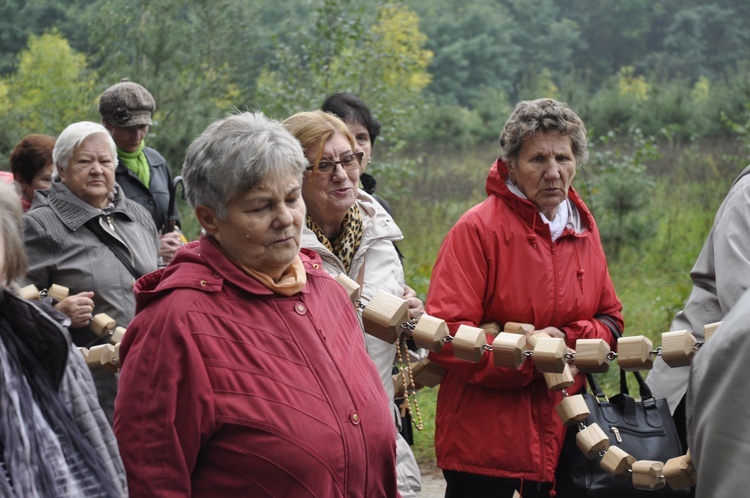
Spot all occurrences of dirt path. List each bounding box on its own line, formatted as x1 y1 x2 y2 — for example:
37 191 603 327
418 460 446 497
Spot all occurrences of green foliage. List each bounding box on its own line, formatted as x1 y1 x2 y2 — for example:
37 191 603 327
580 129 658 260
255 0 432 142
83 0 244 169
0 29 99 155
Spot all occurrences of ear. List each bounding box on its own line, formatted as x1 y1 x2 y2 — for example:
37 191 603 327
55 163 66 181
506 162 516 182
195 205 219 236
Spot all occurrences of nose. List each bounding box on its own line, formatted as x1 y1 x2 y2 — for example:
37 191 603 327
330 162 348 181
90 160 104 174
543 161 562 180
274 204 294 228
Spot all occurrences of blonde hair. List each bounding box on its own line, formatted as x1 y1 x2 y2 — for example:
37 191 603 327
0 183 28 286
283 110 356 169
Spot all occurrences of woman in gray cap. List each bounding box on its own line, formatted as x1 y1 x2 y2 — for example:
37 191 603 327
98 79 183 264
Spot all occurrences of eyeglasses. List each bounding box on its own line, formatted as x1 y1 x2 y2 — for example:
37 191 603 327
307 152 364 173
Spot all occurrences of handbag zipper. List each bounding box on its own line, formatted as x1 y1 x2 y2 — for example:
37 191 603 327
611 426 622 443
609 425 666 444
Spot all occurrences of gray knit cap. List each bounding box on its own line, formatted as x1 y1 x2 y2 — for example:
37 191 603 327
98 79 155 127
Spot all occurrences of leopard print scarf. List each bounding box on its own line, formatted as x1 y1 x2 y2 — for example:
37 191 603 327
306 204 363 273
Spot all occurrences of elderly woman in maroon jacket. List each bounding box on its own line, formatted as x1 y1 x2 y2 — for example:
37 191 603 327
113 111 398 497
425 98 623 498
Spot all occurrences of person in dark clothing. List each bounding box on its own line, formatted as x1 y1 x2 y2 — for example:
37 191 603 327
98 79 183 264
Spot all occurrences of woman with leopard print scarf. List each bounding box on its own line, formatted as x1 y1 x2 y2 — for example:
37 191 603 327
284 110 424 498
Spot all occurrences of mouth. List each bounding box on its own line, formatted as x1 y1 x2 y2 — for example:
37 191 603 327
330 187 351 196
271 235 297 246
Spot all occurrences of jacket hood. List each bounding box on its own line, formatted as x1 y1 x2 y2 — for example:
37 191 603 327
134 235 323 312
485 158 595 236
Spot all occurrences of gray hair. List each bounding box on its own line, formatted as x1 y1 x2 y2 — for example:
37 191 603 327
0 183 27 286
182 112 307 220
52 122 118 174
499 98 588 167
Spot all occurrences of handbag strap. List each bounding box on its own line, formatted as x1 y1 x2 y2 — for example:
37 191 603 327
84 217 141 280
593 313 655 400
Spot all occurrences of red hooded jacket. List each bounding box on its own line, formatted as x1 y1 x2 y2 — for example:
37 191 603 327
114 236 398 497
425 159 623 484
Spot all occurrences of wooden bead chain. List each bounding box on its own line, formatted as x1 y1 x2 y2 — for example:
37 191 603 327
396 334 424 431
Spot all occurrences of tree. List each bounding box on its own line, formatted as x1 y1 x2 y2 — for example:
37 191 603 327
0 30 99 153
82 0 244 167
254 0 432 143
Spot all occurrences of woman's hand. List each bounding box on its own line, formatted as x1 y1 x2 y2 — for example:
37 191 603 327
159 231 183 264
55 291 95 328
535 325 565 339
402 285 424 321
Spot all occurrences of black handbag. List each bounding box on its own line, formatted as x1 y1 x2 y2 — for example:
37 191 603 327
555 368 691 497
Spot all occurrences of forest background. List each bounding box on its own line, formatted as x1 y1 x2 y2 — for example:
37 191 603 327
3 0 750 466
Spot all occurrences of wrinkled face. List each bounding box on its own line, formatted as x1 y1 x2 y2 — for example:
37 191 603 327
19 161 54 200
202 173 305 281
58 133 116 209
346 120 372 174
508 130 576 219
302 131 359 235
106 123 149 153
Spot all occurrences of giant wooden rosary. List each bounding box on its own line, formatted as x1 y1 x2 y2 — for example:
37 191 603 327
332 279 716 494
19 283 126 371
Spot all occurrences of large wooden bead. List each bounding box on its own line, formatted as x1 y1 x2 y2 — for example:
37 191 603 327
18 284 41 301
703 321 721 341
631 460 666 490
544 363 575 390
47 283 70 301
600 446 635 478
661 330 697 367
412 315 449 353
491 332 527 369
532 336 567 373
334 273 361 302
479 321 501 338
452 325 486 363
503 321 534 334
361 290 410 344
556 394 590 426
575 338 611 373
663 452 696 490
576 422 610 459
410 358 446 388
110 326 127 344
82 344 118 373
90 313 116 339
617 336 654 371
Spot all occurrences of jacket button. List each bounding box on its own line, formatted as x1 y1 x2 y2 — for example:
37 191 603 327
350 411 360 425
295 303 307 315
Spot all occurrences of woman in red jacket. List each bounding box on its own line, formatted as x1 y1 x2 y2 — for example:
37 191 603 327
113 112 398 497
425 98 623 498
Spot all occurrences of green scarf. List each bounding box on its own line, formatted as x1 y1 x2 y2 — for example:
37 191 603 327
117 141 150 187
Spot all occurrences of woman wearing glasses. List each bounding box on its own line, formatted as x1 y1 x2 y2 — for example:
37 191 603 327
284 110 422 498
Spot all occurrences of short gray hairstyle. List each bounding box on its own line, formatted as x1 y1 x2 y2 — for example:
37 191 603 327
499 98 588 167
0 183 27 286
182 112 307 220
53 121 118 173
